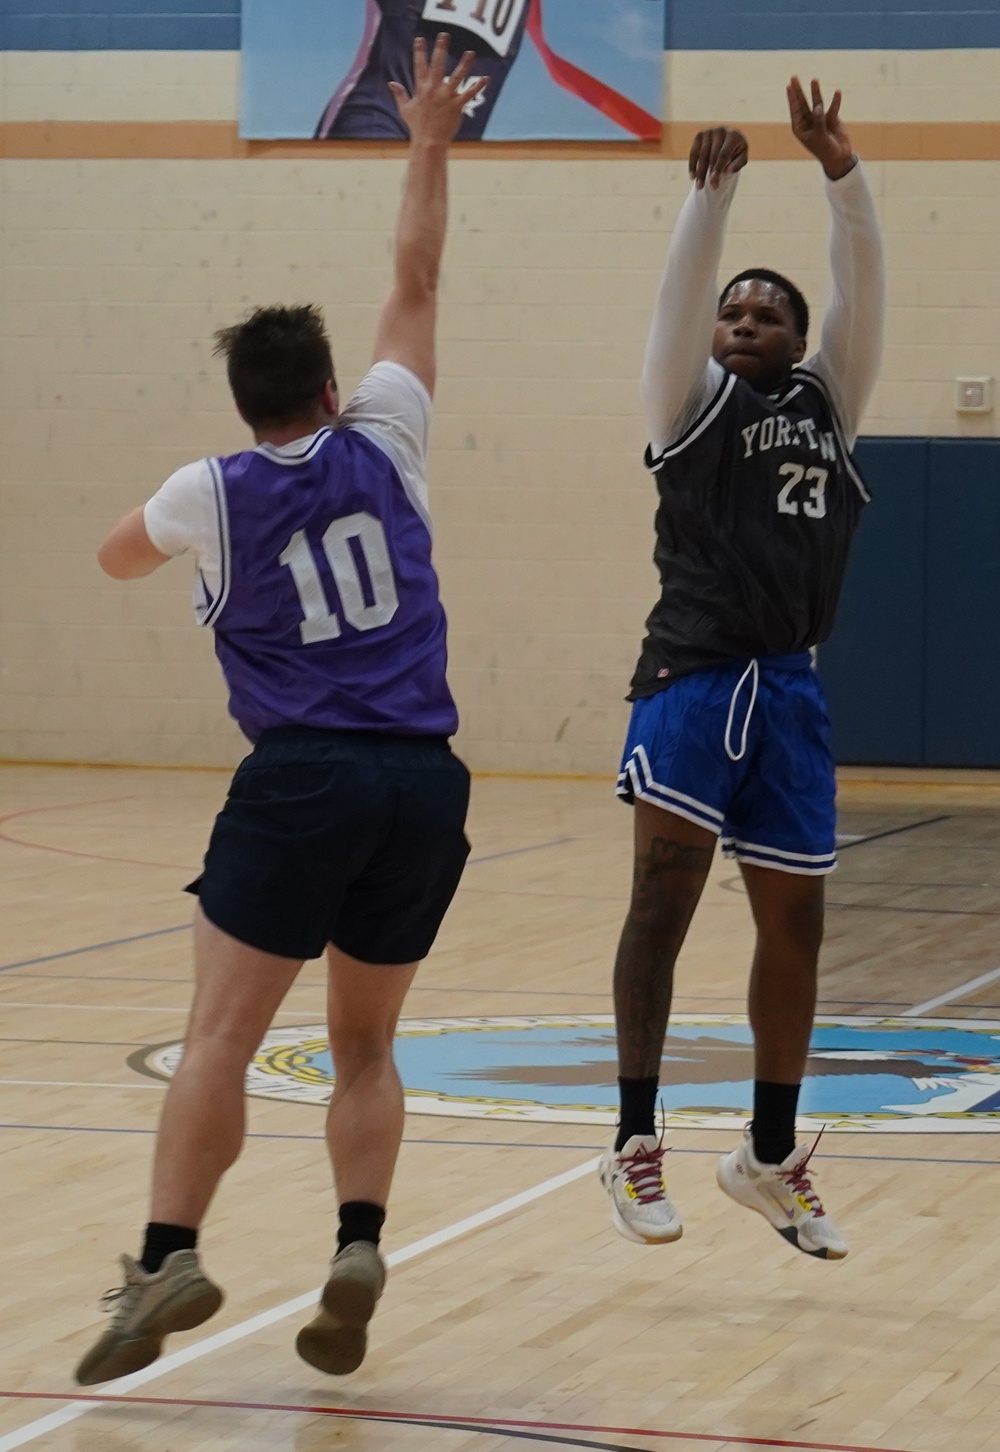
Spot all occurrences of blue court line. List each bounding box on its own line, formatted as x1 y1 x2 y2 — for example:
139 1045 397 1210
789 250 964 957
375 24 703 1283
0 837 576 977
0 924 190 975
467 837 576 866
2 1122 1000 1169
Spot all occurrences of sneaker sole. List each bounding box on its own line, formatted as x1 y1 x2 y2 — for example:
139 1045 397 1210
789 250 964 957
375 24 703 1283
609 1201 683 1246
295 1272 381 1376
715 1162 847 1261
75 1281 224 1386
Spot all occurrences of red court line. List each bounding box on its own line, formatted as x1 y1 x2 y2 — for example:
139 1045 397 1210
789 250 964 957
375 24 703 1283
0 798 188 871
0 1392 909 1452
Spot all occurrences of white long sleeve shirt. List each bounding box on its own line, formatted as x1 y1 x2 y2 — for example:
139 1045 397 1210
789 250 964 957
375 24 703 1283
642 163 884 457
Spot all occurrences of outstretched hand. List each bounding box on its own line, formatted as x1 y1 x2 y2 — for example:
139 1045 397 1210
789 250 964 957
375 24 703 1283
787 77 856 180
389 34 489 144
689 127 749 190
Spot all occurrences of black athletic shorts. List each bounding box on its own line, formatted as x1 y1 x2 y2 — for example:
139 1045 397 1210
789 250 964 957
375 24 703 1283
187 727 471 964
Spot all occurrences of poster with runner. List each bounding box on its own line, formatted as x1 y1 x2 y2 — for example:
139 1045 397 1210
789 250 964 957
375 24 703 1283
240 0 664 142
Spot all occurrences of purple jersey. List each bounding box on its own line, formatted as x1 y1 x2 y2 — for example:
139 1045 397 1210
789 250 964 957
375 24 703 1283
205 425 457 742
317 0 529 141
143 365 458 743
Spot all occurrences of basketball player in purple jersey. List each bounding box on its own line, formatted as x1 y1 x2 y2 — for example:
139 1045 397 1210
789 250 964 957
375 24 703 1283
318 0 528 140
76 38 488 1386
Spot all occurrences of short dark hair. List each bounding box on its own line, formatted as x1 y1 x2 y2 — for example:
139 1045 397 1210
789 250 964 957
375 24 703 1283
719 268 810 340
213 305 336 428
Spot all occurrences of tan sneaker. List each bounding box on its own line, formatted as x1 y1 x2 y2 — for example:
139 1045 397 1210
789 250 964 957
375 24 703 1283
75 1250 224 1386
296 1241 386 1376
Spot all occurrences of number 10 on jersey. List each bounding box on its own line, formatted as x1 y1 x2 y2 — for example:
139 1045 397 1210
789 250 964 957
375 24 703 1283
280 512 400 644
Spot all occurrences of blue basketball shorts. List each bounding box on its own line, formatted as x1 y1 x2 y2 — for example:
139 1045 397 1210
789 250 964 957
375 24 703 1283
617 653 837 876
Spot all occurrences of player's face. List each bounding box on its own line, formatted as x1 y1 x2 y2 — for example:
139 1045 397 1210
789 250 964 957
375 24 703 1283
713 281 806 389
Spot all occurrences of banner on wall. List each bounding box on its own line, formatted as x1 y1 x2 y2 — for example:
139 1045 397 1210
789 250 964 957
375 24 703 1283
240 0 665 142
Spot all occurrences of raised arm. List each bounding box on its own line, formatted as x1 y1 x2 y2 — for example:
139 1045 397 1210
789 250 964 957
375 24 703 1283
642 128 747 458
788 77 884 445
371 35 488 397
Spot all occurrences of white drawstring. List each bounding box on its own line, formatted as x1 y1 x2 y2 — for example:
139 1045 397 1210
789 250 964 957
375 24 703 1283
724 659 759 763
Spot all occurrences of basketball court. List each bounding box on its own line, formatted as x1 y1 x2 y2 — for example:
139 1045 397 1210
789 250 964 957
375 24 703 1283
3 763 1000 1452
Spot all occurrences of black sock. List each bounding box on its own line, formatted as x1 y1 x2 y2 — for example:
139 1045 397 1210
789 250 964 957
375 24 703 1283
338 1201 386 1253
615 1076 659 1151
751 1081 801 1165
140 1222 198 1275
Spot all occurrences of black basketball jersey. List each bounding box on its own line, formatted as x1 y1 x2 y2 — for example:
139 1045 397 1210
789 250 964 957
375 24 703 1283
629 367 870 699
318 0 529 141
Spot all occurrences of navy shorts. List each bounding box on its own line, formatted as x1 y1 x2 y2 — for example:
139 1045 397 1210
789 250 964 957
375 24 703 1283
617 654 837 876
188 727 471 963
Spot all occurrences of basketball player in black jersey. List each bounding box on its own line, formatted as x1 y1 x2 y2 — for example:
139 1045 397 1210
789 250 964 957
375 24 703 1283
600 80 884 1258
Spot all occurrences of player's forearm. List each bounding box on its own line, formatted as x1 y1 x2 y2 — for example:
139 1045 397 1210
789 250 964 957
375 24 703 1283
393 138 449 298
642 174 737 454
814 163 885 442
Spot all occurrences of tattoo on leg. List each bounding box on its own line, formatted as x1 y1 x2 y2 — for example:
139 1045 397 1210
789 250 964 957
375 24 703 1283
614 835 714 1079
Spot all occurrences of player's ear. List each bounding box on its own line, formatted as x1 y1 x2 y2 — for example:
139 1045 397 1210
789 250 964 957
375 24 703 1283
791 336 807 364
322 379 339 417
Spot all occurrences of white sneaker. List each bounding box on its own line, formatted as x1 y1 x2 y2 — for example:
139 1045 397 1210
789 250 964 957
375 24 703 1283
716 1129 848 1260
599 1134 683 1245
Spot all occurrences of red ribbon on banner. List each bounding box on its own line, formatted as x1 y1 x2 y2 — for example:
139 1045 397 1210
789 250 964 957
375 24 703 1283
525 0 662 142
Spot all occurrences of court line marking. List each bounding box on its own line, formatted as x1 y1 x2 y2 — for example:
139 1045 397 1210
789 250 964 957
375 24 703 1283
0 1155 600 1452
904 964 1000 1018
2 1122 1000 1167
836 814 951 852
0 1391 913 1452
0 1002 328 1015
0 926 190 975
0 1080 165 1091
0 839 576 977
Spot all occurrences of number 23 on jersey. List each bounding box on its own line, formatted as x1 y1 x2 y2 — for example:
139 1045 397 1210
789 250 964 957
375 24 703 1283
777 463 828 520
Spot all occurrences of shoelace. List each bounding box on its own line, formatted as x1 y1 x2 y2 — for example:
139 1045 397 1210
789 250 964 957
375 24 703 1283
99 1282 141 1319
778 1128 826 1218
620 1139 668 1205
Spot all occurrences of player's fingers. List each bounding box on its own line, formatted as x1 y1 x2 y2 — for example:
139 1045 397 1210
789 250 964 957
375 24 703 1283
447 49 477 90
715 130 743 173
811 77 824 116
787 75 807 126
387 81 410 115
689 130 710 185
461 76 489 108
827 88 843 127
429 31 450 84
412 36 429 87
706 127 731 186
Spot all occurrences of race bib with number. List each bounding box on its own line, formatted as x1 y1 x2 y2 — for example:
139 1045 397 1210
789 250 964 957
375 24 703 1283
421 0 528 58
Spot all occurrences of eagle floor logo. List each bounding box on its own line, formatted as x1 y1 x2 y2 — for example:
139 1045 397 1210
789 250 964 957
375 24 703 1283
131 1014 1000 1133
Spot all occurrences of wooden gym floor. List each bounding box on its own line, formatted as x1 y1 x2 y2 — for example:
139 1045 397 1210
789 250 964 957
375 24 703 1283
3 763 1000 1452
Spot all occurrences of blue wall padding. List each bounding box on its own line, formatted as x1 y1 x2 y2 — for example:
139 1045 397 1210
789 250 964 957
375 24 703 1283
819 439 928 767
821 438 1000 768
924 441 1000 767
667 0 1000 51
0 0 240 50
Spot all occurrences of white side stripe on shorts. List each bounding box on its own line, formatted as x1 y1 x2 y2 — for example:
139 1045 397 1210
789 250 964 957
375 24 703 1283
721 836 837 865
619 747 724 835
721 837 837 875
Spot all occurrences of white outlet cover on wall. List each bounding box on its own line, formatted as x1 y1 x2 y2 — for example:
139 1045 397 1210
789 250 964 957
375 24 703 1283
955 377 994 414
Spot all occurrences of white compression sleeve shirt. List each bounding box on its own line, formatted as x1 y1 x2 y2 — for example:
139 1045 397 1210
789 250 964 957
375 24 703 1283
642 162 885 457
